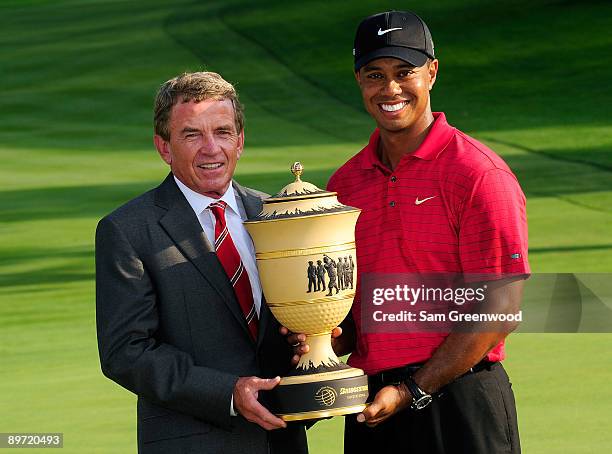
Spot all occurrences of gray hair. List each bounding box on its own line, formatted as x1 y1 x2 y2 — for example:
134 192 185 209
154 71 244 140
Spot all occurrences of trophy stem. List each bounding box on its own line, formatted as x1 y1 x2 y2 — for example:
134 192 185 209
295 332 340 372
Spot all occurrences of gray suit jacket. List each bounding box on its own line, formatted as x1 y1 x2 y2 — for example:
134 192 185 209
96 174 307 454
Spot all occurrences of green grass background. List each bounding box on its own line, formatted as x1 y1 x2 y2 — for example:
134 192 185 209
1 0 611 452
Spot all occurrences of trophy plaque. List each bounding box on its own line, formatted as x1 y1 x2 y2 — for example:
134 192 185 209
244 162 369 421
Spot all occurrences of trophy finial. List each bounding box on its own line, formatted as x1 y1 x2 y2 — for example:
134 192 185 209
291 162 303 181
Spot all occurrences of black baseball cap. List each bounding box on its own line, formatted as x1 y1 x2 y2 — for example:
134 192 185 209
353 11 435 71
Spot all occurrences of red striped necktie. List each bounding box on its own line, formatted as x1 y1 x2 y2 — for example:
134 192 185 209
208 200 258 341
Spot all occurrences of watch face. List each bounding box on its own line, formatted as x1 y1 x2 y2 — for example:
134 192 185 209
413 395 433 410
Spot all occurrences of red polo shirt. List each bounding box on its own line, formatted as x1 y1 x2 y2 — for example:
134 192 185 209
327 112 530 375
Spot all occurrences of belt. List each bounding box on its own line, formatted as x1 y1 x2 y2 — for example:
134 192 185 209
369 360 497 387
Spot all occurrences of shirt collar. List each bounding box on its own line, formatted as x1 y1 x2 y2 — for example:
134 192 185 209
360 129 382 170
174 176 241 219
360 112 455 170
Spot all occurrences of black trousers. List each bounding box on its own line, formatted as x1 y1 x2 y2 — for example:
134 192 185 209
344 362 520 454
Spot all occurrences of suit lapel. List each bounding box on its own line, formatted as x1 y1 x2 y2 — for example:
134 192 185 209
256 297 273 347
232 181 272 347
232 180 265 219
155 174 251 339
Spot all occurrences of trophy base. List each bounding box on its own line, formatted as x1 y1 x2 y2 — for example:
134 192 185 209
261 367 369 421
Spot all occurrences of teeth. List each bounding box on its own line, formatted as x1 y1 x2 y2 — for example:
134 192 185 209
198 163 222 170
380 102 406 112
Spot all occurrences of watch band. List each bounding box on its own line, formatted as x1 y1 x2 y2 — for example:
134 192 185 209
404 377 433 410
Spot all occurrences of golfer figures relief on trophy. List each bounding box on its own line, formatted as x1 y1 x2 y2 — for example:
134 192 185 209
244 162 369 421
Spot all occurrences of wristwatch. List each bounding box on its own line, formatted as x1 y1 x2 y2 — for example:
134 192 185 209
404 377 433 410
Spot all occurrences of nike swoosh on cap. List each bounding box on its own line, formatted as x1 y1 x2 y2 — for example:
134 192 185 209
377 27 402 36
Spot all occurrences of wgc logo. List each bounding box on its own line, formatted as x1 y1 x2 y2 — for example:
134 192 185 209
314 386 338 407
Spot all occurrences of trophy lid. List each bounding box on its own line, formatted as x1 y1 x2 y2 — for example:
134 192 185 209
245 162 360 222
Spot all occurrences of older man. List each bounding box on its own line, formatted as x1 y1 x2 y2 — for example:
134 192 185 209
96 72 307 454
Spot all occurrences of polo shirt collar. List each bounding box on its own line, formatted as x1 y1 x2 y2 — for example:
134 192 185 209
174 175 240 218
360 129 382 170
360 112 455 170
412 112 455 161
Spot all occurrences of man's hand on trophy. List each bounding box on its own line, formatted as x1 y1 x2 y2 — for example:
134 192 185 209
279 326 343 366
356 383 412 427
331 322 356 357
232 376 287 430
332 313 357 357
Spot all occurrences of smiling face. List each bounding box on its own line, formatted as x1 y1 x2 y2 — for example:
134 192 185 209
154 98 244 198
355 57 438 135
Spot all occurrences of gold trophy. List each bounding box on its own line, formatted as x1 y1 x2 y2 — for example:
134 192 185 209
244 163 368 421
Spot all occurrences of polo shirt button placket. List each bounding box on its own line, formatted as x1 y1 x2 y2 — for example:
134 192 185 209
389 175 397 207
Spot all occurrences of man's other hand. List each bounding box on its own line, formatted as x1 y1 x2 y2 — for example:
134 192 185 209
279 326 343 366
356 384 412 427
233 376 287 430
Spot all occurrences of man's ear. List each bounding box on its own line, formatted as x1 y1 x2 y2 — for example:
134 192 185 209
236 130 245 159
428 59 439 91
154 135 172 165
354 70 362 86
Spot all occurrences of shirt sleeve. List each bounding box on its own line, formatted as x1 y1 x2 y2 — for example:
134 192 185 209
459 168 530 281
230 395 237 417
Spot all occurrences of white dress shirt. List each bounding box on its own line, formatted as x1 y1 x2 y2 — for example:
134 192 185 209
174 176 263 316
174 177 263 417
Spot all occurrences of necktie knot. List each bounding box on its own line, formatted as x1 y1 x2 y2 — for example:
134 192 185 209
209 201 228 229
209 200 228 217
